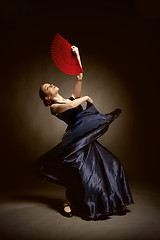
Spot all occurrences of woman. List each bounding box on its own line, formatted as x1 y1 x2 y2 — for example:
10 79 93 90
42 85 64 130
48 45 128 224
38 46 134 220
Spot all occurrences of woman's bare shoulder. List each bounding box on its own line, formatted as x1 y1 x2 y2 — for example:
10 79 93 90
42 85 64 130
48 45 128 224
50 101 72 115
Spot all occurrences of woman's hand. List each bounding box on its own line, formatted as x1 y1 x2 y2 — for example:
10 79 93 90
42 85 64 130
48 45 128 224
87 96 93 104
71 45 79 56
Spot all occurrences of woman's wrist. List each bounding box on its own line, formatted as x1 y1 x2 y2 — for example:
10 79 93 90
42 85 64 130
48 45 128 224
85 96 89 101
76 73 83 81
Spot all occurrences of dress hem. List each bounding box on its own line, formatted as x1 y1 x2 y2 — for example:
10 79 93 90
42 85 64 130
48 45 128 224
76 199 134 220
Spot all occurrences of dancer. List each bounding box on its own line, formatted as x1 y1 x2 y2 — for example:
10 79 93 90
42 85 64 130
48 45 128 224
38 46 134 220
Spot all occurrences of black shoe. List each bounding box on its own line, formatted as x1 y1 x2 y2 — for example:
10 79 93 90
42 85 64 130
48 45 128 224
62 204 73 218
106 108 122 118
111 108 122 118
105 108 122 124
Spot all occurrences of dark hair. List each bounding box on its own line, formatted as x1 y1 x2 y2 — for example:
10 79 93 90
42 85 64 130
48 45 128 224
39 86 48 106
39 86 55 107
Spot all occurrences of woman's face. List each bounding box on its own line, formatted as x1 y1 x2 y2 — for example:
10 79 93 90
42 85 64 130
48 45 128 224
41 83 59 99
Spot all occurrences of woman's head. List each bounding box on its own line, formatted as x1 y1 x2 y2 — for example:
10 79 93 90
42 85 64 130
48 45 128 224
39 83 59 106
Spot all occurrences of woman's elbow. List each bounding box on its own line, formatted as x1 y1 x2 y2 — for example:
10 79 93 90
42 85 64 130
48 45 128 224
69 102 74 108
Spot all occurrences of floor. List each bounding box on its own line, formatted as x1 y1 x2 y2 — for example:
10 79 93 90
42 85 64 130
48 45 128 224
0 180 160 240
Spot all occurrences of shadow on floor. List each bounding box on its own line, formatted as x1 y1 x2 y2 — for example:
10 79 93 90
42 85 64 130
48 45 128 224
9 193 131 221
10 194 64 214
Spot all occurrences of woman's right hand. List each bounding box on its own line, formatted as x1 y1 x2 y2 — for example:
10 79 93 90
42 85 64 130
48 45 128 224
71 46 79 56
87 96 93 104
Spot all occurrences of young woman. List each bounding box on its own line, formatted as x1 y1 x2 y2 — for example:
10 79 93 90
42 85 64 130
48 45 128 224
38 46 134 220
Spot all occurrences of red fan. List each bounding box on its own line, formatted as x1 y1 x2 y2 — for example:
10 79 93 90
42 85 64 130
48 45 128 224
51 33 83 75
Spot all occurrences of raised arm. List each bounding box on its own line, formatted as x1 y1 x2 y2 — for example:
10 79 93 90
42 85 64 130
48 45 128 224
71 46 83 99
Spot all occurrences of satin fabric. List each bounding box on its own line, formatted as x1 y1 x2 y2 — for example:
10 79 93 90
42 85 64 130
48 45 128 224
38 99 134 220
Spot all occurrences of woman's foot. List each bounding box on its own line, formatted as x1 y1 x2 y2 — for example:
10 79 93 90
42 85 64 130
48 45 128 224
109 108 122 118
105 108 122 124
62 200 73 218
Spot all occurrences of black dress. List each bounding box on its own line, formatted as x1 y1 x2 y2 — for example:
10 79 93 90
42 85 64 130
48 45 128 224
38 97 134 220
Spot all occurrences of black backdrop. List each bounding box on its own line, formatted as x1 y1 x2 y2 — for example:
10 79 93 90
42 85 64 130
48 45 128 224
1 0 160 193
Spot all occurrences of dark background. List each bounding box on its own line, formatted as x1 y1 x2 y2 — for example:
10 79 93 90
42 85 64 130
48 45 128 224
0 0 160 194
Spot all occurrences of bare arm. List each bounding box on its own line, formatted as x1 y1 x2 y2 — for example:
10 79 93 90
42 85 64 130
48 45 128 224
51 96 93 115
71 46 83 99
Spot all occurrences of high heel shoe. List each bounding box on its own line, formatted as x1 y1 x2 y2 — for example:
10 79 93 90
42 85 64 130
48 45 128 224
108 108 122 118
105 108 122 123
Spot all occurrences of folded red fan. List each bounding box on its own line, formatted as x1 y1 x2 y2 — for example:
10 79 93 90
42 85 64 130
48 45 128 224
51 33 83 75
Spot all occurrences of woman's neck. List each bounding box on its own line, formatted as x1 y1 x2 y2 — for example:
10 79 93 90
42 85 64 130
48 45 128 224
53 94 66 103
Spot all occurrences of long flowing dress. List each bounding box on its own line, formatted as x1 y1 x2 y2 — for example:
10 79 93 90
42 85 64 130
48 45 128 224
38 97 134 220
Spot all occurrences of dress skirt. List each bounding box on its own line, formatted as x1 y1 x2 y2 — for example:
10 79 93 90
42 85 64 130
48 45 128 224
37 102 134 220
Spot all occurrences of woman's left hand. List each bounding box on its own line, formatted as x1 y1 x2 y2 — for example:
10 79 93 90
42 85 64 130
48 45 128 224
71 45 79 56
